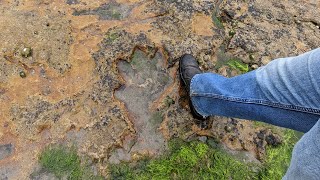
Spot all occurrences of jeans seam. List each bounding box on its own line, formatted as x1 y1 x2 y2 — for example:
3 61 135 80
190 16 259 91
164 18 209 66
191 93 320 115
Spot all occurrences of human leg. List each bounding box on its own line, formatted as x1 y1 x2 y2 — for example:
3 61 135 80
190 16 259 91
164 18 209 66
190 48 320 132
282 119 320 180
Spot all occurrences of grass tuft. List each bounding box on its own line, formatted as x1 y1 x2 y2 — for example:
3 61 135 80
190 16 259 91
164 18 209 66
227 59 249 73
39 145 103 180
110 139 257 180
259 130 300 179
39 132 300 179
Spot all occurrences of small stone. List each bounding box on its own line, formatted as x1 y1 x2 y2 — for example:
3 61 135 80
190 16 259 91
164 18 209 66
265 134 281 147
229 30 236 36
204 55 211 61
231 20 238 27
249 54 255 60
224 125 233 132
21 47 32 58
251 64 259 69
30 68 36 75
218 66 228 77
316 25 319 29
257 131 265 140
19 71 27 78
198 136 207 143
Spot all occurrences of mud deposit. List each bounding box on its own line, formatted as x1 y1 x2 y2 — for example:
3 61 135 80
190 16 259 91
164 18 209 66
0 0 319 179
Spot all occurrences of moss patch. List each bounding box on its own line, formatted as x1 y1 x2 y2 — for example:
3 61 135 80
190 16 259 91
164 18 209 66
227 59 250 73
110 133 300 179
110 139 257 180
39 145 103 180
212 14 224 29
259 130 300 179
39 133 299 179
105 31 120 44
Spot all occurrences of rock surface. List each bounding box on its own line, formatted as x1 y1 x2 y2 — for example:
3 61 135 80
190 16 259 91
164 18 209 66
0 0 319 178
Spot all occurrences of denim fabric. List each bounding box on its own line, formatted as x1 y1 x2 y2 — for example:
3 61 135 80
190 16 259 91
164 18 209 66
256 48 320 111
190 48 320 179
282 120 320 180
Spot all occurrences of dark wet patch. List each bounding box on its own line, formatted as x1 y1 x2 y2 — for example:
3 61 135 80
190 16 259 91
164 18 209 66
66 0 79 5
0 144 14 160
110 49 173 162
73 2 131 20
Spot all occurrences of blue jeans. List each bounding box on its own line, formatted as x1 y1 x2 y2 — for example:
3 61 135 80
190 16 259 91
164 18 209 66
190 48 320 179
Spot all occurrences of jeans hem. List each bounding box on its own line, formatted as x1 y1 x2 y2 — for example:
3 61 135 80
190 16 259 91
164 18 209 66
191 93 320 115
190 75 209 118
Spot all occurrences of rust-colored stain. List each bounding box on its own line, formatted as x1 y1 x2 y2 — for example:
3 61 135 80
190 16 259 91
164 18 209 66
192 13 215 36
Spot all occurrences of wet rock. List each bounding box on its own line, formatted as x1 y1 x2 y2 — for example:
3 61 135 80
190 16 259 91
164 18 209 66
198 136 207 143
265 134 281 147
30 168 58 180
0 144 13 160
66 0 79 5
73 2 131 20
113 49 172 159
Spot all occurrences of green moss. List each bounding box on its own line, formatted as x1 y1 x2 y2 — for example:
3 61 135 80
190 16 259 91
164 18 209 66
39 145 103 180
212 14 224 29
227 59 249 73
105 31 119 44
259 130 300 179
130 51 145 71
111 10 122 19
163 96 175 108
110 134 300 179
41 134 298 179
109 139 257 180
228 30 236 36
110 132 300 179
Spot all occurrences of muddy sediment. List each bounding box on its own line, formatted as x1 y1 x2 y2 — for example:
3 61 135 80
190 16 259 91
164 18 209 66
0 0 319 179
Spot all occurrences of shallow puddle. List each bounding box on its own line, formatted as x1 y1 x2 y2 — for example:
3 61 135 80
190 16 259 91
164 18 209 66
111 49 173 163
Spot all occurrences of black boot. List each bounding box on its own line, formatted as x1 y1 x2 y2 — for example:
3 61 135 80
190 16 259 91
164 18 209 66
179 54 207 122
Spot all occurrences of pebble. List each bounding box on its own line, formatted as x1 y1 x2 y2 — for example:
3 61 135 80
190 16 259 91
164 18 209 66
21 47 32 58
251 64 259 69
249 54 255 61
265 134 281 147
198 136 207 143
229 30 236 36
19 71 27 78
224 125 233 132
